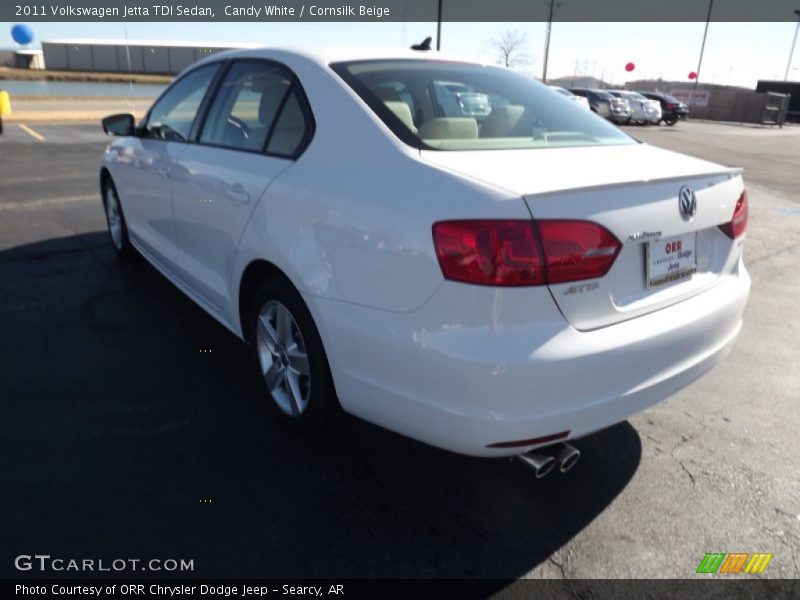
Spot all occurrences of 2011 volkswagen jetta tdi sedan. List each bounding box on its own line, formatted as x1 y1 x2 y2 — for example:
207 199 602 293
99 47 750 468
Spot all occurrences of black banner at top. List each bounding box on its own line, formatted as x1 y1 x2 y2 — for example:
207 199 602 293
4 0 800 22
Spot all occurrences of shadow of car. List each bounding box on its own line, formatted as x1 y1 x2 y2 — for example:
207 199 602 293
0 232 643 579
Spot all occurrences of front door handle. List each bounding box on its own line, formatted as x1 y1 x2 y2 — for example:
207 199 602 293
227 184 250 204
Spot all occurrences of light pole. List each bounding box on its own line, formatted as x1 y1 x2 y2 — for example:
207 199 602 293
436 0 443 51
694 0 714 90
542 0 556 82
784 9 800 81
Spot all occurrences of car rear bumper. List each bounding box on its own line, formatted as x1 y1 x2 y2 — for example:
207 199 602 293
609 108 630 122
665 110 690 119
310 261 750 457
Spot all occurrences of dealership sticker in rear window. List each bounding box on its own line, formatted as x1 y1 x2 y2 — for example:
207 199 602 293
646 232 697 287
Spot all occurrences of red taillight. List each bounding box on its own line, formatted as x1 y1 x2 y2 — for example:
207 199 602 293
432 220 545 286
666 102 679 110
718 191 748 239
536 220 622 284
432 219 621 286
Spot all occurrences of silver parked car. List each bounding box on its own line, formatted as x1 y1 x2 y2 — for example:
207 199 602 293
608 90 662 125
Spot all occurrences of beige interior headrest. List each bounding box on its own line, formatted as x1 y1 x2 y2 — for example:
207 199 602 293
418 118 478 140
479 105 527 138
384 101 416 133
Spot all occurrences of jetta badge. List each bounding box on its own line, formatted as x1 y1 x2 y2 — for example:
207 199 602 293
678 185 697 221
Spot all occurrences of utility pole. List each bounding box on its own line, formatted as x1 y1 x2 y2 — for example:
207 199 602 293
694 0 714 89
784 9 800 81
542 0 555 82
436 0 443 51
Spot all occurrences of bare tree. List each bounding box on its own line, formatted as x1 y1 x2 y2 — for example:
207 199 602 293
490 29 531 68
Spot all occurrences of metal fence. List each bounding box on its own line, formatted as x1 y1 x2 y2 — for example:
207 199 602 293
627 82 792 126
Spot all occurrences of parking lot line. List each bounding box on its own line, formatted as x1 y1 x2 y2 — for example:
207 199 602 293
18 123 45 141
0 194 97 212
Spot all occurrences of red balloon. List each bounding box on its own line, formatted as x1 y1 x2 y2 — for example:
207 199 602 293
625 62 635 72
688 71 698 80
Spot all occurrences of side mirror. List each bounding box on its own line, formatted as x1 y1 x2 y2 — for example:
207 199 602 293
102 113 136 137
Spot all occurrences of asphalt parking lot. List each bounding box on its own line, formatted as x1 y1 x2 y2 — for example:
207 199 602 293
0 120 798 582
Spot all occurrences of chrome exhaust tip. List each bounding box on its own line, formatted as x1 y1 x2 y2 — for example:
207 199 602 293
557 442 580 473
516 452 557 478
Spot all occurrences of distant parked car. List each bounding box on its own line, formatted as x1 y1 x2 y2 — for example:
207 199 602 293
549 86 591 110
608 90 661 125
432 80 492 122
640 91 690 126
569 88 631 124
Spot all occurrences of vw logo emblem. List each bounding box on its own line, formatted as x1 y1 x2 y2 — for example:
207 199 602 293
678 186 697 220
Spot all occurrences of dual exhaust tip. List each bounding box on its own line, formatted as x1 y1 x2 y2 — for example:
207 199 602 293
516 442 580 478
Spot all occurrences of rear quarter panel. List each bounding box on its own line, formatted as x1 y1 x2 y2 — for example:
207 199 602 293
229 52 531 330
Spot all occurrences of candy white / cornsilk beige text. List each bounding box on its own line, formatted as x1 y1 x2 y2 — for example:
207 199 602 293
225 5 391 19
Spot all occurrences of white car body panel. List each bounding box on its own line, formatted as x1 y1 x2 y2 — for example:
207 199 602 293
110 138 182 264
101 46 750 457
170 145 293 311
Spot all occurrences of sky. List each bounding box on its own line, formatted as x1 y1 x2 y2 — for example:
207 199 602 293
2 21 799 87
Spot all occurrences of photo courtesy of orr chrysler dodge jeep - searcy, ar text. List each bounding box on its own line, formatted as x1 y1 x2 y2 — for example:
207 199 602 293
99 46 750 476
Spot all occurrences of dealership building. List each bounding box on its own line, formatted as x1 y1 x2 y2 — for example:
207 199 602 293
41 39 261 75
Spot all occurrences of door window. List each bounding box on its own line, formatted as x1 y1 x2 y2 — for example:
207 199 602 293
145 64 220 142
200 61 295 152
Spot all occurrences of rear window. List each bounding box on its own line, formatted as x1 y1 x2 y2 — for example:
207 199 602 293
331 60 634 151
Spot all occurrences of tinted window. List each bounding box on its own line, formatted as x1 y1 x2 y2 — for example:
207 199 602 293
200 61 294 151
146 64 219 142
266 89 308 156
332 60 633 151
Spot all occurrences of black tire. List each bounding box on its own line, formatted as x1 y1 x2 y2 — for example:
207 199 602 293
101 176 135 260
664 116 679 126
250 277 337 433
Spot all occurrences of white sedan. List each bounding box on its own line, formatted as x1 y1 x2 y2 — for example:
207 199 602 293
549 85 591 110
99 47 749 476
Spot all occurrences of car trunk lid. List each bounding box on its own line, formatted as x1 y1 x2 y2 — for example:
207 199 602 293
420 143 745 330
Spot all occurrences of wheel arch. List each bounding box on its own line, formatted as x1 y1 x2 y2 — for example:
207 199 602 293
237 258 343 410
238 259 295 343
99 167 112 194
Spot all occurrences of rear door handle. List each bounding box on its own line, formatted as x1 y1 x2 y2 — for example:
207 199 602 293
227 184 250 204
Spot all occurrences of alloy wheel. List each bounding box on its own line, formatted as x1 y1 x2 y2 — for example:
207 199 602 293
105 187 124 251
256 300 311 417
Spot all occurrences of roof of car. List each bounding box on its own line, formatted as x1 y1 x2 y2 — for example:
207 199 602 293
199 45 490 68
